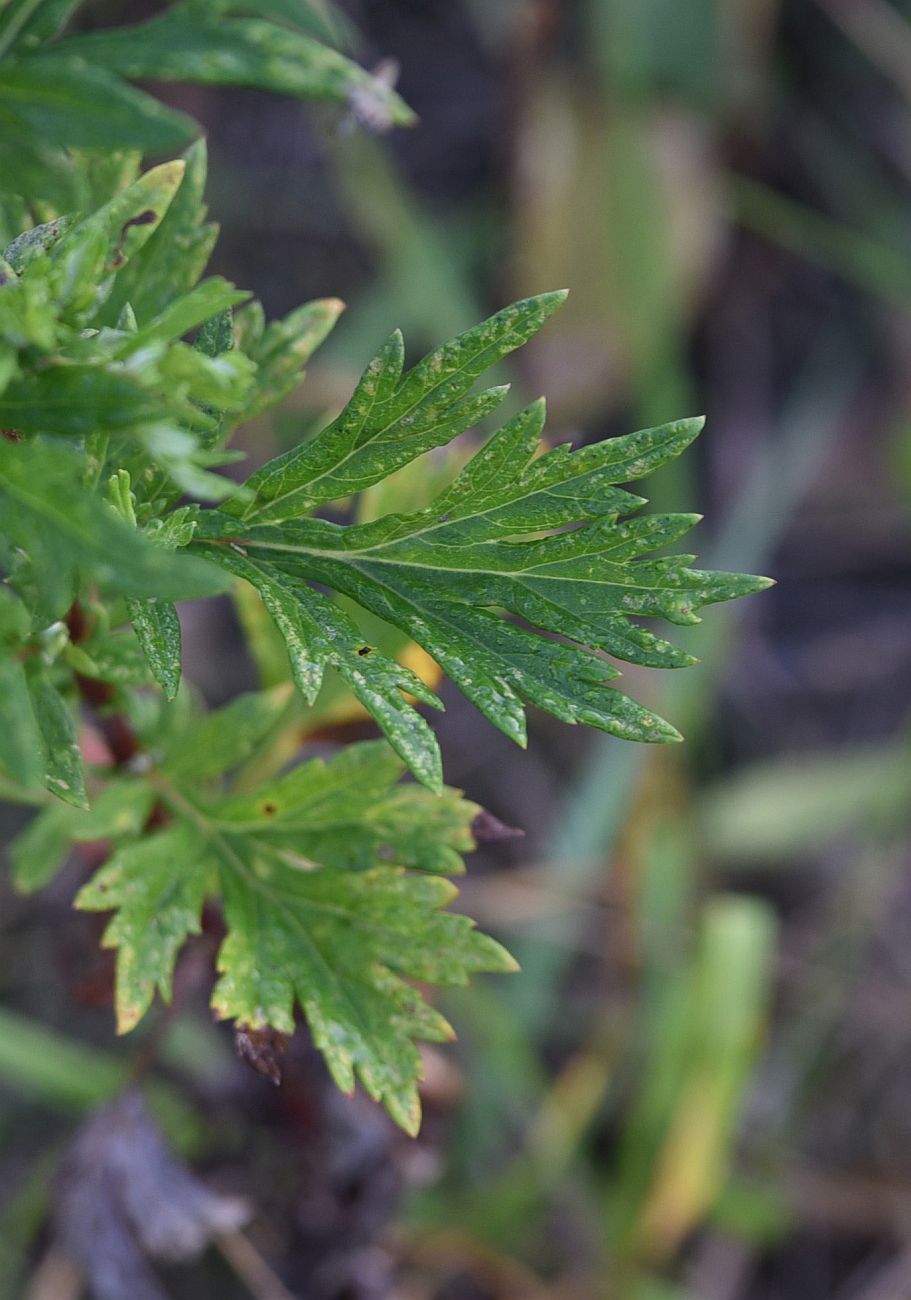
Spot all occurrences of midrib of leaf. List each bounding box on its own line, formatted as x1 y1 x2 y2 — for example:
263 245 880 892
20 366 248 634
207 531 709 598
149 775 331 1021
212 830 400 1056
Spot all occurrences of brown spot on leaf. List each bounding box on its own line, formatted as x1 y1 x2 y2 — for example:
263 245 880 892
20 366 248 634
260 800 278 816
356 645 374 657
235 1025 289 1085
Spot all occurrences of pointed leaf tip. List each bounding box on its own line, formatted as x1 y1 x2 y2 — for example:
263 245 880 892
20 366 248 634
539 287 569 311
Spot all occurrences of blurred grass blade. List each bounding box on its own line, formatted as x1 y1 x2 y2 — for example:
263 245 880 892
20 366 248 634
700 744 911 864
731 174 911 303
625 897 777 1263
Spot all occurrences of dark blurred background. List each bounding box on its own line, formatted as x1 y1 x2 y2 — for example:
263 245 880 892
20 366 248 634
5 2 911 1298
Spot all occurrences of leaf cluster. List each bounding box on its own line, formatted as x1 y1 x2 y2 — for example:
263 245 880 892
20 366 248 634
0 0 769 1129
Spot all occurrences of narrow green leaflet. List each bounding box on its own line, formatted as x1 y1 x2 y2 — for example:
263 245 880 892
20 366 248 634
46 5 415 124
0 587 44 789
228 291 568 524
61 160 188 270
126 504 211 701
26 671 87 808
76 823 210 1032
193 297 771 779
128 598 182 700
121 277 249 350
240 296 345 420
103 140 218 327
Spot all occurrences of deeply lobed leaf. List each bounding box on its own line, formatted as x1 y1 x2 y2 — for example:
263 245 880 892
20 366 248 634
194 296 771 784
75 739 504 1131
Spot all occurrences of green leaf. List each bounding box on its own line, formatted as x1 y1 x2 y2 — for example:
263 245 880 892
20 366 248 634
0 440 230 616
0 57 197 151
189 0 348 46
127 598 182 700
124 501 198 702
58 159 188 276
72 738 506 1131
228 291 568 524
194 300 771 779
0 656 44 789
26 672 87 808
49 7 415 124
214 859 512 1133
76 823 210 1032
